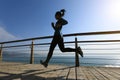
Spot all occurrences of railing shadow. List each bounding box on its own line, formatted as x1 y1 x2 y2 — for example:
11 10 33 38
0 66 75 80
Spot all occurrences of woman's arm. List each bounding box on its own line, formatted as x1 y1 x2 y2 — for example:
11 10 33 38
51 22 55 30
59 18 68 25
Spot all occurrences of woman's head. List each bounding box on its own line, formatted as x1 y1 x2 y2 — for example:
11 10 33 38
55 9 65 20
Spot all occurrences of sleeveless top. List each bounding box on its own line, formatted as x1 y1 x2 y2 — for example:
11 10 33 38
54 18 68 37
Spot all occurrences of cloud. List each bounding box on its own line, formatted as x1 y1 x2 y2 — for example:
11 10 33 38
0 27 17 42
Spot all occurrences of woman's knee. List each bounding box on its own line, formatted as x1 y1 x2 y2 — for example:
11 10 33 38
60 48 66 52
60 49 65 52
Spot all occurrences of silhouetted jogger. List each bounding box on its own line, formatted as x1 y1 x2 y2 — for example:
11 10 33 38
40 9 83 68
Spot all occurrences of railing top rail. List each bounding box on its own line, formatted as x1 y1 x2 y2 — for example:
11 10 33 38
2 39 120 48
0 30 120 44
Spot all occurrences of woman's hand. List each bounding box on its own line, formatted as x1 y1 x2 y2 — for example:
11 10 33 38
51 22 54 27
51 22 56 30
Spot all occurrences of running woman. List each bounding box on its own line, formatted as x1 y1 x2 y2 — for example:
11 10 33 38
40 9 83 67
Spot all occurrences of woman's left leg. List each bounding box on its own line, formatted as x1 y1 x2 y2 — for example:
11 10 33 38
58 37 76 52
58 37 83 57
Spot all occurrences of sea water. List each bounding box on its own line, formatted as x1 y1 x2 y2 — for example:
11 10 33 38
2 52 120 67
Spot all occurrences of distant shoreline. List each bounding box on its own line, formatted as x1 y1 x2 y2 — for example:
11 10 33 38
2 54 120 67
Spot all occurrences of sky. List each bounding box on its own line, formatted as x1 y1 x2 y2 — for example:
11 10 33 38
0 0 120 42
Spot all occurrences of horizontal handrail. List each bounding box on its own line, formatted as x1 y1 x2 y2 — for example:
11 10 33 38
0 30 120 44
2 39 120 48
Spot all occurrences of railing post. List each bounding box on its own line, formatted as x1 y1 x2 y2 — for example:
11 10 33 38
75 37 79 67
30 40 34 64
0 44 3 62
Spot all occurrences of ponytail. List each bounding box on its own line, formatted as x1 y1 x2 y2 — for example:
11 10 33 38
55 9 66 17
60 9 66 17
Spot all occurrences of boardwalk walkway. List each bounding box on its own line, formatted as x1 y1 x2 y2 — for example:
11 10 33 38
0 62 120 80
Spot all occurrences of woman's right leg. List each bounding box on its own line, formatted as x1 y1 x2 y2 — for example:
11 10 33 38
43 36 58 64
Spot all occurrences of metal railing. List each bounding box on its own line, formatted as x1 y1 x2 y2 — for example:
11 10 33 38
0 30 120 67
